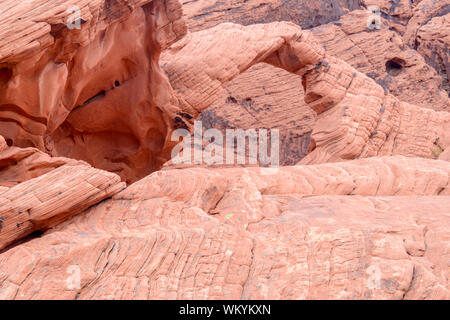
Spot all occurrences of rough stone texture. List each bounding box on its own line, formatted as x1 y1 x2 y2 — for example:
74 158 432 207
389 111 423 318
312 10 448 111
162 22 450 167
0 135 125 252
198 64 315 166
180 0 362 32
414 12 449 94
300 53 450 164
0 0 186 184
0 136 85 187
360 0 416 34
403 0 450 94
172 4 449 165
0 163 125 252
161 22 325 166
0 157 448 299
403 0 450 45
2 0 448 180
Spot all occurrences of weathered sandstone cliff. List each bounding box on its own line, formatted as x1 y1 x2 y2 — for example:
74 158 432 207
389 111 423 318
0 0 448 300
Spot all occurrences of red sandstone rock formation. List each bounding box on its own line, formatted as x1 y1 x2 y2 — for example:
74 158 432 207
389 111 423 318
413 12 449 94
180 0 361 31
0 0 186 183
0 0 449 300
181 1 448 109
0 156 449 299
0 135 85 187
1 0 448 181
161 21 449 165
0 135 125 251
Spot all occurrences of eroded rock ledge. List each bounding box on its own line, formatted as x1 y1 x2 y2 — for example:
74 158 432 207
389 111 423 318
0 136 125 252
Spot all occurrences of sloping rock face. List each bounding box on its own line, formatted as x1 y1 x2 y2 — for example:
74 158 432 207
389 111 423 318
182 0 449 106
0 136 85 187
298 54 450 164
360 0 417 34
197 63 315 166
0 164 124 252
414 12 449 95
344 0 449 94
0 157 449 299
403 0 450 44
0 0 186 183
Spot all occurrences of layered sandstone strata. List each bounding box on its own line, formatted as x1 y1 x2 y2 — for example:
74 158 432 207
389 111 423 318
171 5 448 165
0 157 448 299
0 0 186 183
0 135 125 251
1 1 449 182
414 12 449 94
162 22 450 167
180 0 361 31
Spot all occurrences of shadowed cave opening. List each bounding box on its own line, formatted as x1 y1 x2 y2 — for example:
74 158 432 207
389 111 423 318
386 58 405 76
